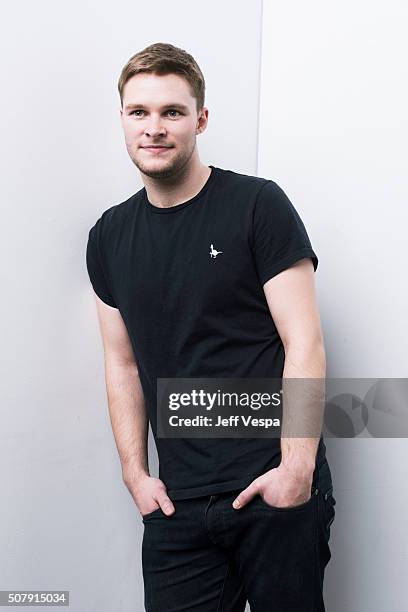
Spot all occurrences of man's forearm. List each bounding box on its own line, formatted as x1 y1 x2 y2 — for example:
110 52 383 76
280 339 326 477
104 357 149 483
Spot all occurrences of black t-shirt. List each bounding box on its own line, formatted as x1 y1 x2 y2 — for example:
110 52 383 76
86 165 325 499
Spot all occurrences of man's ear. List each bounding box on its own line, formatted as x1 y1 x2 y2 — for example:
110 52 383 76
196 107 209 134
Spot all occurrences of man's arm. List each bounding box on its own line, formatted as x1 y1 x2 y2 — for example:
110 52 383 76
232 257 325 509
94 293 175 516
263 257 326 476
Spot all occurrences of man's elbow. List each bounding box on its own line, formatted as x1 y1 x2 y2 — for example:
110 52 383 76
282 333 326 375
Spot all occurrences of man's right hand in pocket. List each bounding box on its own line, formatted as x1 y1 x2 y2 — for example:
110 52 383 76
123 472 176 517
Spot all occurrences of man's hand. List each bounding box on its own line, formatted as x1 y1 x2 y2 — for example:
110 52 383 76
123 472 176 517
232 462 314 510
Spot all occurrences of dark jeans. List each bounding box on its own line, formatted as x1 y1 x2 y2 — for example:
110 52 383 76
142 459 336 611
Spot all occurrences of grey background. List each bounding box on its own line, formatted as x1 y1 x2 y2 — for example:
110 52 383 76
1 0 406 610
259 1 408 610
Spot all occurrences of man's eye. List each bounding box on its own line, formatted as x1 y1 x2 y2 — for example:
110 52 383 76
130 109 182 118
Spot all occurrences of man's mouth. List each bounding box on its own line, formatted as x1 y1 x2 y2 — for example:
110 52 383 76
142 145 172 152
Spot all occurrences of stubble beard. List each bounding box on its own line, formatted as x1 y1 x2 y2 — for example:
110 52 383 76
128 138 197 180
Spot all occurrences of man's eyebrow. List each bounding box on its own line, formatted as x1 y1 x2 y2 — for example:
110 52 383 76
124 103 189 112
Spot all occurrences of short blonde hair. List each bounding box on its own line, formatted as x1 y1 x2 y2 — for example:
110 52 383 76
118 42 205 111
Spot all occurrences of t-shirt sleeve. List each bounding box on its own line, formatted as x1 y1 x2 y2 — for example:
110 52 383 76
85 222 118 308
250 180 318 286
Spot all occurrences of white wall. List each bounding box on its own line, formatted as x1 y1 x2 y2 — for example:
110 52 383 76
0 1 262 611
258 1 408 610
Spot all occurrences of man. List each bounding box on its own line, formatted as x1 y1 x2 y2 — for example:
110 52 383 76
86 42 336 611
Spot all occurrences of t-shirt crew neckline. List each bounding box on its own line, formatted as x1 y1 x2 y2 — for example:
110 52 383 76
142 165 218 214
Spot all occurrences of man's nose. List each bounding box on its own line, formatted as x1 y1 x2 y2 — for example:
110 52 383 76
144 118 166 137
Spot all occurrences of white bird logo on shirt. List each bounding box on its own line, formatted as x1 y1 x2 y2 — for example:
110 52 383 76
210 244 223 258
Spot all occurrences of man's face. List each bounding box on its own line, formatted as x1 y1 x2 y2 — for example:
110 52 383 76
120 72 207 179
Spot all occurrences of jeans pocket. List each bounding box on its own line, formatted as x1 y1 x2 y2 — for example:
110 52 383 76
142 506 163 520
257 486 319 512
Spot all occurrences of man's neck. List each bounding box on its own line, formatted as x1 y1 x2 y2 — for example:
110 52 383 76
142 161 212 209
